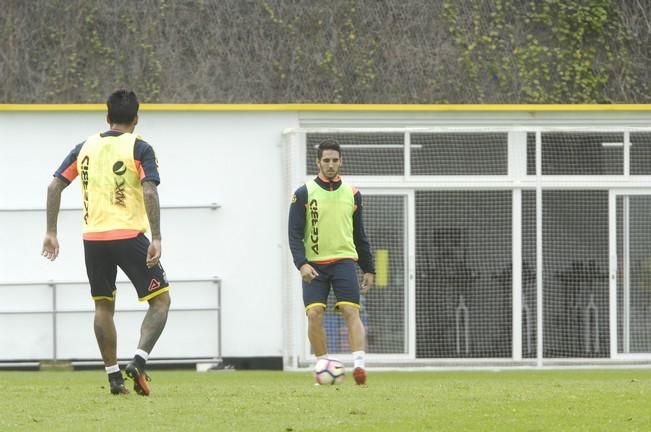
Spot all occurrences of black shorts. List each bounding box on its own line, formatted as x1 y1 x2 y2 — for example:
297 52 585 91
83 233 169 301
302 259 360 311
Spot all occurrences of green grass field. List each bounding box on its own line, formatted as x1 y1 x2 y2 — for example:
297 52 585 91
1 369 650 431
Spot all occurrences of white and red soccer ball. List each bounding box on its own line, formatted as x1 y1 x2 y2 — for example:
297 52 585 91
313 358 345 385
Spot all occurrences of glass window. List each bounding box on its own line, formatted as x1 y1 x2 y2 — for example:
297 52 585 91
411 133 508 175
306 133 404 176
541 132 623 175
630 132 651 175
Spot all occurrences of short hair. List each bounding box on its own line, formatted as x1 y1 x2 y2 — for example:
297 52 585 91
317 139 341 159
107 90 139 124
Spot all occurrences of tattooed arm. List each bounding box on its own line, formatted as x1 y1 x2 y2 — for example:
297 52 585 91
143 180 161 239
143 180 162 268
42 178 68 261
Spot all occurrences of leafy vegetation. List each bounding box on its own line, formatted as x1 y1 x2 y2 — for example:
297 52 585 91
1 0 649 103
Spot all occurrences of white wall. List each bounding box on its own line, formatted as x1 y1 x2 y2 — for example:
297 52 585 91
4 107 651 363
0 110 298 359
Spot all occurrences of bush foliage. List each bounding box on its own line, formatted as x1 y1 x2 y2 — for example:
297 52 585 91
1 0 650 103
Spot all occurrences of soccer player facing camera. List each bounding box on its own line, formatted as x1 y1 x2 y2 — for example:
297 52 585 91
288 140 375 385
42 90 170 396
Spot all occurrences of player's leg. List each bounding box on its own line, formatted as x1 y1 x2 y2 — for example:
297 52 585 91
339 304 367 385
114 234 170 396
84 240 127 394
94 299 128 394
339 305 365 353
138 291 171 354
93 299 117 367
331 259 367 385
303 263 330 358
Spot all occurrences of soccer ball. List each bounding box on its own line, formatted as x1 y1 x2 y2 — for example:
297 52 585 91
313 358 345 385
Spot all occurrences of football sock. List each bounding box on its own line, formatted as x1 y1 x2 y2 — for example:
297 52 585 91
105 364 120 375
134 349 149 370
316 354 329 360
353 351 365 369
135 349 149 361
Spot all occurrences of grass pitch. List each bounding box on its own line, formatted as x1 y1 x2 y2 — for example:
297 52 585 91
1 369 650 431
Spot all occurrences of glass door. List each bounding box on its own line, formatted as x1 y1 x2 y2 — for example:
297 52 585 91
317 191 412 357
614 193 651 355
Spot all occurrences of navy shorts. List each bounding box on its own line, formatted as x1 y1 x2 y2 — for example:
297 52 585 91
83 233 169 301
303 259 360 311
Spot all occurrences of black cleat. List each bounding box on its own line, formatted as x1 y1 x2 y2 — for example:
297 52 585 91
125 362 151 396
109 376 129 395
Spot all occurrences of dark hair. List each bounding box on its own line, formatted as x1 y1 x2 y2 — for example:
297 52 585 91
317 139 341 159
107 90 139 124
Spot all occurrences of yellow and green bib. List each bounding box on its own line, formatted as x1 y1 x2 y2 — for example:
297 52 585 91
304 179 358 262
77 132 148 239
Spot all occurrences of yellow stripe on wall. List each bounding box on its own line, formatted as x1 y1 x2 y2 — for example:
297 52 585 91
2 104 651 112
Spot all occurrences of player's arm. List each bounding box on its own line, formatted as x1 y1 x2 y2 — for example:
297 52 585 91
42 143 82 261
42 178 68 261
143 180 161 268
136 140 162 268
288 186 318 281
143 181 161 240
353 190 375 293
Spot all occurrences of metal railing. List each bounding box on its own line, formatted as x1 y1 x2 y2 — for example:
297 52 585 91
0 277 221 362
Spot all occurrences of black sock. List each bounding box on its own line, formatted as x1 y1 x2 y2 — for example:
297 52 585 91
133 354 146 371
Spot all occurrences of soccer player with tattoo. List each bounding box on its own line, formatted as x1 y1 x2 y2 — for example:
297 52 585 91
42 90 170 396
288 139 375 385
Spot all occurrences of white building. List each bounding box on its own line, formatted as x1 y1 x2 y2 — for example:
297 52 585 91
2 104 651 369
